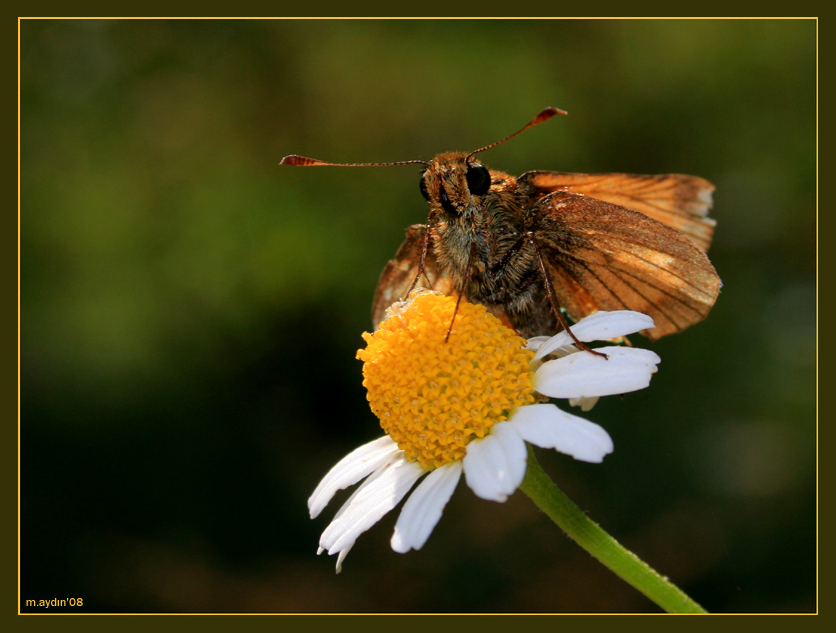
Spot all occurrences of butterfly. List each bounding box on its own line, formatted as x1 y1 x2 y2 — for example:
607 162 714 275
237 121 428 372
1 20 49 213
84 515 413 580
282 108 721 344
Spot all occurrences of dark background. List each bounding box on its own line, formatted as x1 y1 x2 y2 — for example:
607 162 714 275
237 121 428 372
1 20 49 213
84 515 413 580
20 19 816 613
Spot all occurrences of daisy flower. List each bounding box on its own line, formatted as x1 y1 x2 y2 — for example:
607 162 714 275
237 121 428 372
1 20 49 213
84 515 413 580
308 292 660 572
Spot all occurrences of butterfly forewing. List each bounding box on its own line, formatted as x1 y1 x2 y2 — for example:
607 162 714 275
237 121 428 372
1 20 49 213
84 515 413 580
518 171 716 252
530 191 721 340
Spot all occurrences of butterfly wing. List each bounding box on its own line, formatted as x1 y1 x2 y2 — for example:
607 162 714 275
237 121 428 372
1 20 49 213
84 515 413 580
371 224 456 328
529 191 721 340
518 171 716 252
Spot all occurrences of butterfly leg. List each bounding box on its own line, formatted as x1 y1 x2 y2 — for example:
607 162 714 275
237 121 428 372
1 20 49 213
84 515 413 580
524 232 608 359
405 215 436 298
445 243 475 343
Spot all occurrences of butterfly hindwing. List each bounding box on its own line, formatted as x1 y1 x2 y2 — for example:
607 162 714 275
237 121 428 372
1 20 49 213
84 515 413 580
371 224 456 328
528 191 721 340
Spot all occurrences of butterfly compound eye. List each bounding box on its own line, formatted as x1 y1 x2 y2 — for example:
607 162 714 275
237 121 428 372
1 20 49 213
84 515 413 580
466 163 491 195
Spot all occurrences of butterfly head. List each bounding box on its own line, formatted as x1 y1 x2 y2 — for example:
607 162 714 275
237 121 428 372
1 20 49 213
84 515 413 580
419 152 492 216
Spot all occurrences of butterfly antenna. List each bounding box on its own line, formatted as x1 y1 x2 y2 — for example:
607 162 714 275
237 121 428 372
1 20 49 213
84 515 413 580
280 155 428 167
466 107 567 162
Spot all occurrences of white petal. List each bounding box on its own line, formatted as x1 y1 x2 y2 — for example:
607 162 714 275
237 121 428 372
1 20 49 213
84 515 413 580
308 435 400 519
334 545 352 574
319 455 424 555
391 461 463 553
532 311 656 361
509 404 613 463
463 422 527 502
534 346 661 399
327 453 395 526
535 342 578 360
322 451 414 535
525 336 551 352
569 396 599 412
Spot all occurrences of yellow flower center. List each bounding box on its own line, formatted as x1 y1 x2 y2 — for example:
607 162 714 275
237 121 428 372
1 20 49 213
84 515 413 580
356 292 537 469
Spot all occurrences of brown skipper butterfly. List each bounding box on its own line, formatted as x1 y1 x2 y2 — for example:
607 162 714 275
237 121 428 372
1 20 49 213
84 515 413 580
281 108 721 345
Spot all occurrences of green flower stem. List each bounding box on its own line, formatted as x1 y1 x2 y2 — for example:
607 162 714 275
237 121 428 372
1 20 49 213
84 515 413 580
519 445 708 614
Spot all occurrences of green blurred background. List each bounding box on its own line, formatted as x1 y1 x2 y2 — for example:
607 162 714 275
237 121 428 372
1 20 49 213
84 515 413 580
21 19 816 613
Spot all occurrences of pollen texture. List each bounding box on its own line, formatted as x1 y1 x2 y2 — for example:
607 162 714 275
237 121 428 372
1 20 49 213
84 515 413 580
357 293 537 469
